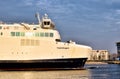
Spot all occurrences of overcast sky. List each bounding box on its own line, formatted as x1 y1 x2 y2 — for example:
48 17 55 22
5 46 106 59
0 0 120 53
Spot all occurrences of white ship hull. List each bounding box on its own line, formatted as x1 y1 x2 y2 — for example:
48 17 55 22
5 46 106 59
0 13 92 70
0 36 91 70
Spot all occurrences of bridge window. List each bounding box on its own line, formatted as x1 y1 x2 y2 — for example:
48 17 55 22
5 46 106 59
45 33 49 37
44 21 50 25
16 32 20 36
20 32 25 36
11 32 15 36
40 32 44 37
10 32 54 37
50 33 54 37
35 32 40 37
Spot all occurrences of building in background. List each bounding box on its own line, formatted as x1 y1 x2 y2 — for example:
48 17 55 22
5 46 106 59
88 50 110 60
116 42 120 60
109 53 118 60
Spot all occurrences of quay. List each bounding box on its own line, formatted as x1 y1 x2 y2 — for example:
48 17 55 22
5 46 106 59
86 60 120 64
107 61 120 64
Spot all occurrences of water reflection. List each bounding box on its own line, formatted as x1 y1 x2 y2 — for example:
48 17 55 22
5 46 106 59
86 64 120 79
0 70 91 79
0 64 120 79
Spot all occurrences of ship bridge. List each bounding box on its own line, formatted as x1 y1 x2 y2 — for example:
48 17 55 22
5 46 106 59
0 13 61 42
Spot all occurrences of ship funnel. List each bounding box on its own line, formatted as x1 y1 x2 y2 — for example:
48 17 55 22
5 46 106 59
35 12 41 25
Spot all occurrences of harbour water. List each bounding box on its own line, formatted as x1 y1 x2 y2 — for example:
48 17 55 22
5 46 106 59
0 64 120 79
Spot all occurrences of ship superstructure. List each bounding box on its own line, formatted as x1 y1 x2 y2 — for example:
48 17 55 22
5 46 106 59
0 13 92 70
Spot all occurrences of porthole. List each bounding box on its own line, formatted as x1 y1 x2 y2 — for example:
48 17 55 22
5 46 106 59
0 26 2 29
0 32 3 36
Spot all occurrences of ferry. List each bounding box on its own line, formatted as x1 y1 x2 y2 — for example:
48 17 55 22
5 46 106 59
0 13 92 70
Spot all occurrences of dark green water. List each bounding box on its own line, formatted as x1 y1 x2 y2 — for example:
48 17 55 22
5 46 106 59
0 64 119 79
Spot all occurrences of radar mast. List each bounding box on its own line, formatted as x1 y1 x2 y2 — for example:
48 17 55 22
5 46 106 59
35 12 41 25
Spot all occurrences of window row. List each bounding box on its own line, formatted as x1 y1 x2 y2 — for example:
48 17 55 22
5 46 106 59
11 32 54 37
21 39 39 46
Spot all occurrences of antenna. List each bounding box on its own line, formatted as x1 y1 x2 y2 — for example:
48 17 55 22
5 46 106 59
44 13 48 19
35 12 41 24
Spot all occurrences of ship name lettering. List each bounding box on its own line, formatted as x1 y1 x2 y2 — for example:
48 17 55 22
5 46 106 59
57 47 69 49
